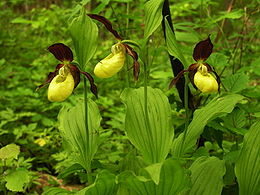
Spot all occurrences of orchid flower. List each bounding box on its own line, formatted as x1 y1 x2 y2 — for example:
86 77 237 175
94 42 126 78
88 14 140 81
170 36 220 93
37 43 97 102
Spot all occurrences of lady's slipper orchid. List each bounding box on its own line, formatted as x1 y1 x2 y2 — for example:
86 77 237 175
94 43 126 78
88 14 140 81
169 36 220 93
48 66 75 102
37 43 97 102
194 64 218 93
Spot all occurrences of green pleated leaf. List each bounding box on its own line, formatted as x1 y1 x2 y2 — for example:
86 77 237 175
0 143 20 159
58 163 84 179
76 170 117 195
235 121 260 195
119 150 146 175
58 100 101 171
172 94 244 157
165 18 188 67
144 163 162 185
175 31 199 43
69 8 98 69
121 87 174 164
42 187 73 195
189 156 226 195
118 159 190 195
5 168 30 192
144 0 164 40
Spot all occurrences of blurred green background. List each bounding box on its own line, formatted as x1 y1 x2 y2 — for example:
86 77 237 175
0 0 259 194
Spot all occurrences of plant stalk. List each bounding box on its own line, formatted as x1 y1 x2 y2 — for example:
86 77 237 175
142 44 156 162
83 77 93 185
83 77 89 142
179 74 190 157
87 169 93 185
125 2 131 87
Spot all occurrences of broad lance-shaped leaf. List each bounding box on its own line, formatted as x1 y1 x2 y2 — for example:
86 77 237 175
118 159 190 195
189 156 226 195
144 163 162 185
76 171 117 195
172 94 244 157
144 0 164 40
58 163 84 179
119 150 146 175
42 187 73 195
235 121 260 195
58 99 101 171
165 18 189 67
70 7 98 69
121 87 173 164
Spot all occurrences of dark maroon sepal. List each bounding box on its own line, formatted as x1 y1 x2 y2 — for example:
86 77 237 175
133 61 140 81
187 64 199 88
69 65 81 89
168 69 188 89
87 14 123 40
123 43 140 81
48 43 73 62
193 36 213 62
188 71 197 90
80 71 98 98
212 71 221 92
36 64 63 91
187 63 199 72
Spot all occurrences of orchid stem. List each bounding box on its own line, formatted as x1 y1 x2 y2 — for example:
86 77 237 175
179 74 190 157
87 169 93 185
142 44 156 162
83 77 89 141
83 77 93 185
125 2 131 87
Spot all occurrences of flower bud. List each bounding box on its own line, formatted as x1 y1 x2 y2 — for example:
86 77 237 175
94 43 126 78
48 67 75 102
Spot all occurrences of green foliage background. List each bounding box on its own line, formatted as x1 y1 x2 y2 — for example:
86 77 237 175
0 0 259 194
